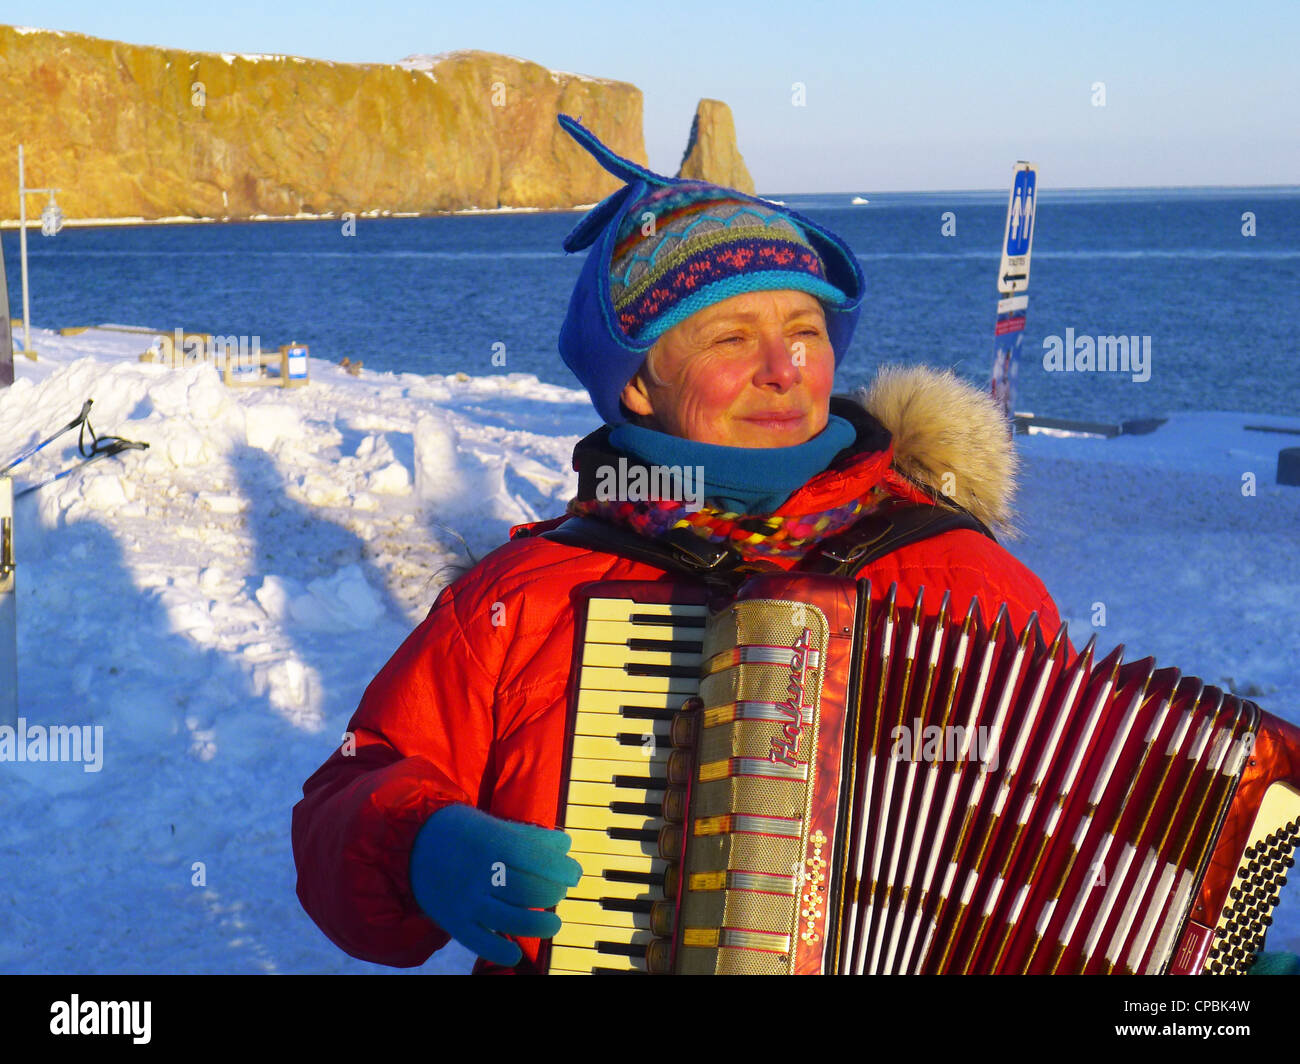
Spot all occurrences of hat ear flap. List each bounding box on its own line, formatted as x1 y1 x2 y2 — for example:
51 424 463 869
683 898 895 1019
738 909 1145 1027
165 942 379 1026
562 181 641 253
558 114 676 253
558 113 668 186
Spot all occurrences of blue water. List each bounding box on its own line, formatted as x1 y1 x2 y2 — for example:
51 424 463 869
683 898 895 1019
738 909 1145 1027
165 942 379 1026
4 186 1298 422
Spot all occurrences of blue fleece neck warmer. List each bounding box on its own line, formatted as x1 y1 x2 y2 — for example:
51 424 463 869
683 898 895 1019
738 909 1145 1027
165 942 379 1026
609 414 857 514
555 114 866 427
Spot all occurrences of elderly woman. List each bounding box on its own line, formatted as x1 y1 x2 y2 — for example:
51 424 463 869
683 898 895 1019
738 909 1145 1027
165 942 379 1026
291 117 1066 973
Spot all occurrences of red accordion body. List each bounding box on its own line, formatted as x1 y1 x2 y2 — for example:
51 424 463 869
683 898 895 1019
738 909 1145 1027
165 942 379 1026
542 574 1300 974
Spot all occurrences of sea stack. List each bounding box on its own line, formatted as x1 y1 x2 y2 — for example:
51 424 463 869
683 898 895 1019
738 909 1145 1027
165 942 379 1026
675 98 755 195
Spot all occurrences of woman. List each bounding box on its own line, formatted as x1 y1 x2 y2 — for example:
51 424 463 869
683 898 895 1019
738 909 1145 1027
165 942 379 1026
290 117 1070 974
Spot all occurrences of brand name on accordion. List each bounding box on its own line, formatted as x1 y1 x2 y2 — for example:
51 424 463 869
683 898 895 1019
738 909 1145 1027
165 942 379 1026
769 628 815 767
889 716 1000 771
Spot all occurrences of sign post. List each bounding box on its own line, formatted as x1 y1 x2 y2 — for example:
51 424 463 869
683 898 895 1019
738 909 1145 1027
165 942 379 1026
16 144 64 361
990 162 1037 421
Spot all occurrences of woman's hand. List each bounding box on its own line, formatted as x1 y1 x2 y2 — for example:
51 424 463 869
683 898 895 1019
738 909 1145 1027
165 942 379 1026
408 803 583 967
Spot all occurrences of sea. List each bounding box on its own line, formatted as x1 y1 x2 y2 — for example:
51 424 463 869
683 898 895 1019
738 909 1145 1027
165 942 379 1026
4 186 1298 423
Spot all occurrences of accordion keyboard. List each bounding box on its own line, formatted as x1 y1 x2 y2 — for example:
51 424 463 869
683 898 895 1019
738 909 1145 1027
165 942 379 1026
548 595 707 974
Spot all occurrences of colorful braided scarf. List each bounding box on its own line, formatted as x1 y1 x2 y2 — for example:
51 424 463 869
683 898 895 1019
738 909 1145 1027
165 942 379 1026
568 484 892 562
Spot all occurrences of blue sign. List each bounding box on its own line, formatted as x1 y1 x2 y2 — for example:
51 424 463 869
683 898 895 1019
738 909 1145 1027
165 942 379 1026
1005 169 1036 257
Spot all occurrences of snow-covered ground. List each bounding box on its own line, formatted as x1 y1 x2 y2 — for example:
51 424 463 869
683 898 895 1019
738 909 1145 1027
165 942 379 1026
1 325 1297 973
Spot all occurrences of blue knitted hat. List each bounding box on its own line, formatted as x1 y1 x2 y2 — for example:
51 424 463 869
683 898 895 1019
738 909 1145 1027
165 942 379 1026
556 114 866 426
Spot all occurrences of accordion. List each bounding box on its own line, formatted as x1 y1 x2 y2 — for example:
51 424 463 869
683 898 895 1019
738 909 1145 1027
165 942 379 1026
541 574 1300 975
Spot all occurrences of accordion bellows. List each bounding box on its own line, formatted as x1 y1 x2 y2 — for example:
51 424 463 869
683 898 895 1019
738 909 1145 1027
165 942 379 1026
542 575 1300 975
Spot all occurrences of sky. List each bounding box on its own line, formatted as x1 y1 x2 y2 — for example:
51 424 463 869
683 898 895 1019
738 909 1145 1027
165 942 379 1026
4 0 1299 193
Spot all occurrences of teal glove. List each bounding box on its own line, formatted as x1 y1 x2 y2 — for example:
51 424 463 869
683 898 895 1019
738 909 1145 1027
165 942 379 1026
1247 950 1300 975
409 803 583 967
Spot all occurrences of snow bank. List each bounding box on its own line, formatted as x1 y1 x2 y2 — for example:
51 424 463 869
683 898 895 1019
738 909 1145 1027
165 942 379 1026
1 322 1297 972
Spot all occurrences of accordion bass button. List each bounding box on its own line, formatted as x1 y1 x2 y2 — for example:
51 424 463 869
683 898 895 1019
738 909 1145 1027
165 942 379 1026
662 786 687 823
667 749 692 786
670 712 697 749
650 899 676 937
645 938 673 975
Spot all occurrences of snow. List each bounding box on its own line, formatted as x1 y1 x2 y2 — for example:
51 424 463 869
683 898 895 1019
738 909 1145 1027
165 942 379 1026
1 323 1297 973
0 203 581 229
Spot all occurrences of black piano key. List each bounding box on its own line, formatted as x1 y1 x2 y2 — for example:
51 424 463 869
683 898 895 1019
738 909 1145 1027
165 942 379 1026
604 869 665 887
592 966 646 975
629 612 704 628
626 662 702 679
597 897 656 914
595 941 651 957
608 827 661 843
615 733 664 746
618 705 678 721
612 774 667 790
610 800 665 817
626 637 705 653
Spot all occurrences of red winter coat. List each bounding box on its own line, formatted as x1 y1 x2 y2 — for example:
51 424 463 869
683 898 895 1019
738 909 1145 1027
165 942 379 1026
292 371 1066 972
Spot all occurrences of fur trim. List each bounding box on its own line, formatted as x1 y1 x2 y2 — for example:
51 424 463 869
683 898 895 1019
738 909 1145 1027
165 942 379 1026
857 365 1019 536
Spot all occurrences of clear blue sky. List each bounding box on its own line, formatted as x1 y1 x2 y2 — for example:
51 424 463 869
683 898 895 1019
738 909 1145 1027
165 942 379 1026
6 0 1298 192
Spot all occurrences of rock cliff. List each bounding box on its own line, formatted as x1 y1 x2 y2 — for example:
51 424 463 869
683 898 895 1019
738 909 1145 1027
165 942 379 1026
675 99 755 194
0 27 647 221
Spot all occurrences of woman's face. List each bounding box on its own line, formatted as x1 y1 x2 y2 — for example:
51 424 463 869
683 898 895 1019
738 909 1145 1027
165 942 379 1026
618 289 836 448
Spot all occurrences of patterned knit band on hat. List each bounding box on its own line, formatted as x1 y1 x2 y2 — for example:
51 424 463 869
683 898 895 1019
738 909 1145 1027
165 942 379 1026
609 182 851 344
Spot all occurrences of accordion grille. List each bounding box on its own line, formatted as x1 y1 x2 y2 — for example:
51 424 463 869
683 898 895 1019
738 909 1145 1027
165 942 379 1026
677 597 834 975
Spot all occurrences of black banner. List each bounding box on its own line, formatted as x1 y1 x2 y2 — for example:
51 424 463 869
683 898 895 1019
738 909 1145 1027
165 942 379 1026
0 971 1295 1052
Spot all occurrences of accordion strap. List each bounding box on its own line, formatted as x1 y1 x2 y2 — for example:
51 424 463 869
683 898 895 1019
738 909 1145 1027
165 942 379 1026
539 498 995 586
800 497 997 576
542 516 752 588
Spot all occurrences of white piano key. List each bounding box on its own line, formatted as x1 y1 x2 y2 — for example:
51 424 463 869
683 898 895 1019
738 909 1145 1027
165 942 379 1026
583 618 707 644
570 850 668 878
563 803 665 833
580 642 702 669
565 779 663 806
551 921 655 949
548 945 647 973
570 712 671 740
567 827 661 859
579 665 699 694
570 734 670 764
567 756 667 784
556 898 653 930
586 598 707 622
575 688 689 715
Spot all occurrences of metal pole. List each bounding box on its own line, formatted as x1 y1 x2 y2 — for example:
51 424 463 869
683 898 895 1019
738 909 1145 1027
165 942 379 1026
0 217 12 387
17 144 33 360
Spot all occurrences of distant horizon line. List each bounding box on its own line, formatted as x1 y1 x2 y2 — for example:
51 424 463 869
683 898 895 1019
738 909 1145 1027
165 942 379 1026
765 183 1300 197
2 182 1296 230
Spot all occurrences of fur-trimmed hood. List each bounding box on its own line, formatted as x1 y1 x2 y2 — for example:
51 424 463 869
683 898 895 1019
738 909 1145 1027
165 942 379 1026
856 365 1019 536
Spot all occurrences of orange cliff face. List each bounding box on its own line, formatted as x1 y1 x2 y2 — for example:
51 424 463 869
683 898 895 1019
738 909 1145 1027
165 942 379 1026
0 28 647 222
